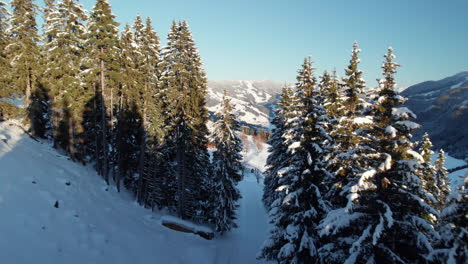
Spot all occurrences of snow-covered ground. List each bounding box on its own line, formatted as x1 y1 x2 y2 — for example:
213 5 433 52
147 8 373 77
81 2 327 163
438 153 468 191
0 122 271 264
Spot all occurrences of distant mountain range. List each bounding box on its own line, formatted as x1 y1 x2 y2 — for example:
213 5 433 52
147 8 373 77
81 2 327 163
402 71 468 160
207 80 285 128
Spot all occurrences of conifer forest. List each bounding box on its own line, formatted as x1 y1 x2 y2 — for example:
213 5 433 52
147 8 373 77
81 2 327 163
0 0 466 263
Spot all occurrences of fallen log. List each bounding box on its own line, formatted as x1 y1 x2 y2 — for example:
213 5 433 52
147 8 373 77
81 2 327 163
161 216 214 240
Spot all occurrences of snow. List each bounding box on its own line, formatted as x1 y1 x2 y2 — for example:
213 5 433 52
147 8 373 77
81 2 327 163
431 152 468 191
0 122 271 263
352 116 373 125
395 120 420 130
385 126 397 138
392 107 416 119
449 77 468 90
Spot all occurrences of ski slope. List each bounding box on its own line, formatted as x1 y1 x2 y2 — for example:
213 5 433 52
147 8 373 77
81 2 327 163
0 122 271 264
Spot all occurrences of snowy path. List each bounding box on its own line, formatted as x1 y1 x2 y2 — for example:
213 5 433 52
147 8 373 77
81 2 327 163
0 122 271 264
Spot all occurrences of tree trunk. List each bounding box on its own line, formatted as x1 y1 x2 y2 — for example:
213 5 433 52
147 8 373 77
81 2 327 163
68 118 76 161
176 126 187 219
137 85 148 204
100 51 109 185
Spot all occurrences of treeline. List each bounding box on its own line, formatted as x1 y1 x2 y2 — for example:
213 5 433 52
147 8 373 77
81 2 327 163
260 43 467 263
0 0 243 234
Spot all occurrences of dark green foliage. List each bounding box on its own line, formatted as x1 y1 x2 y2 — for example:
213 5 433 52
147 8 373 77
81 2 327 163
6 0 41 132
161 21 211 221
43 0 88 158
0 1 10 97
83 0 120 183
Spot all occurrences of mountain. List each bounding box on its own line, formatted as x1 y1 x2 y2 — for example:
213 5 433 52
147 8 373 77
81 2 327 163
207 80 286 128
402 71 468 160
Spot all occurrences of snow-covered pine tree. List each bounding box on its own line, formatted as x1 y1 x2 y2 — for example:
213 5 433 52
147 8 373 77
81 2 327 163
342 41 366 115
43 0 88 158
321 69 345 121
0 1 10 108
323 41 371 213
160 21 211 221
262 84 294 211
432 178 467 264
319 47 439 263
6 0 42 132
138 17 167 210
129 15 165 206
434 149 450 205
210 90 244 234
259 57 332 264
114 23 144 192
417 133 443 208
84 0 120 184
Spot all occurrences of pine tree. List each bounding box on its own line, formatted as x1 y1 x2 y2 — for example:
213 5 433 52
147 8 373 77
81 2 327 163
137 17 166 209
84 0 120 183
161 21 211 221
324 42 371 212
0 1 10 104
434 149 450 205
43 0 87 157
210 91 244 234
418 133 440 207
319 47 439 263
321 69 345 121
260 57 332 264
6 0 41 131
432 178 467 264
114 23 144 192
342 41 366 115
131 15 165 205
262 85 294 210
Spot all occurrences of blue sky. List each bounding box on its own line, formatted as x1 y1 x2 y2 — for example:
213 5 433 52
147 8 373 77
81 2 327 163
77 0 467 88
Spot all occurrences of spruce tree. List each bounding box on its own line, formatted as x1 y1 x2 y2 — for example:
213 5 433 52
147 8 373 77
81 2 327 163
432 178 467 264
434 149 450 205
114 23 144 192
161 21 211 221
324 42 371 212
260 57 332 264
417 133 442 208
321 69 345 120
210 91 244 234
319 47 439 263
0 1 10 102
6 0 41 130
262 85 294 210
84 0 120 183
43 0 87 156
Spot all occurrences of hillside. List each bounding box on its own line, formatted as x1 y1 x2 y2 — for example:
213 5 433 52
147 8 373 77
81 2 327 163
207 80 285 128
0 121 271 264
402 71 468 159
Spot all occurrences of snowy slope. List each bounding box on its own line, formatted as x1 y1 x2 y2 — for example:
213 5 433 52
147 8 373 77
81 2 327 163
207 80 286 128
0 122 271 264
402 71 468 159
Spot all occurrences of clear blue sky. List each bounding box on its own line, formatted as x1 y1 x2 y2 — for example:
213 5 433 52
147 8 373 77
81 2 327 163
78 0 467 88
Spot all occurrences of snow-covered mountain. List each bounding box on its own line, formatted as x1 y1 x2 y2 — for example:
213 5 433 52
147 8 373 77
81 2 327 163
402 71 468 159
207 80 286 128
